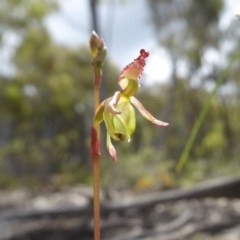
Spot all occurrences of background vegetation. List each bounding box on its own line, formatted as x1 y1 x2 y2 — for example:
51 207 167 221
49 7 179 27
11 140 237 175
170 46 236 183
0 0 240 191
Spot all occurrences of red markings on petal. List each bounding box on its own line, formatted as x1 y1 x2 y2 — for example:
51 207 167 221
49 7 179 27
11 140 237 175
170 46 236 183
140 49 149 59
119 49 149 83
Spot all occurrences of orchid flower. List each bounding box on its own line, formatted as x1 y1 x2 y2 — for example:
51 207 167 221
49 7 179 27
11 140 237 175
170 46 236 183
94 49 169 162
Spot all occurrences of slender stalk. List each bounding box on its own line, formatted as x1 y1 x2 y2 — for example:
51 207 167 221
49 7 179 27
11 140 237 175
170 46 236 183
92 73 101 240
90 31 106 240
93 157 100 240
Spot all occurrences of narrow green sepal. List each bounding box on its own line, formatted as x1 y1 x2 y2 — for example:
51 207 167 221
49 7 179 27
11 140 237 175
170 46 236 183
93 100 106 127
106 133 117 162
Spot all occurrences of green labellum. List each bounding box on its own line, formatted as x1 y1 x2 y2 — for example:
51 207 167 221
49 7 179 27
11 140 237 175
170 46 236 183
103 96 136 141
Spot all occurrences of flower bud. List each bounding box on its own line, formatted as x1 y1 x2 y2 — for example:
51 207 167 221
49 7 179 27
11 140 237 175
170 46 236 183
89 31 107 66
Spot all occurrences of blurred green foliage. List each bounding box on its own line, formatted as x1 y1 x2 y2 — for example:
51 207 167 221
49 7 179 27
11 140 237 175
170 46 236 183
0 0 240 190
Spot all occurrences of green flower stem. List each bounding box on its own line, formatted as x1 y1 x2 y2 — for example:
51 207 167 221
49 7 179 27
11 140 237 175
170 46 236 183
176 49 240 172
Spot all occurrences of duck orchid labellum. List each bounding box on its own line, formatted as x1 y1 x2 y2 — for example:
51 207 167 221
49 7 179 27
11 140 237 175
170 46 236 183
94 49 169 162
